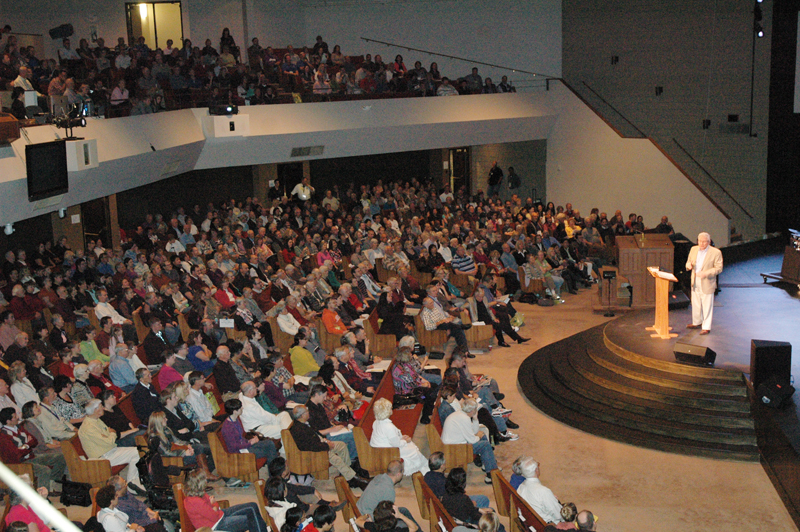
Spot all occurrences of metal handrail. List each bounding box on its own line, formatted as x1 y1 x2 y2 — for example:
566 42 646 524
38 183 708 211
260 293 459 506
671 138 754 219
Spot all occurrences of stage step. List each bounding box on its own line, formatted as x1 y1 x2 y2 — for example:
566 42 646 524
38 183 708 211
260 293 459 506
519 324 759 461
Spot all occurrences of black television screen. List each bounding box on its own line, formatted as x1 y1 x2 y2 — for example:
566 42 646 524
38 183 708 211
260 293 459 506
26 140 68 202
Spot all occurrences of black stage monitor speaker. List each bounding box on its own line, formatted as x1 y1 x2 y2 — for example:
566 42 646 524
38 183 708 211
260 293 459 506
48 24 74 40
750 340 792 390
674 342 716 367
756 375 795 409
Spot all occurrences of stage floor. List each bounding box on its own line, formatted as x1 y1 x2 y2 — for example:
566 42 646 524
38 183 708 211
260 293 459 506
607 253 800 452
608 253 800 374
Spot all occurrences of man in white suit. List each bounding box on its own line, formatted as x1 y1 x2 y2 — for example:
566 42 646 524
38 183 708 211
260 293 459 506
685 232 723 334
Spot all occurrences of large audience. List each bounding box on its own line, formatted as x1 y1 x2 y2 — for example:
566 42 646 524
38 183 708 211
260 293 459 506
1 26 519 120
0 171 676 532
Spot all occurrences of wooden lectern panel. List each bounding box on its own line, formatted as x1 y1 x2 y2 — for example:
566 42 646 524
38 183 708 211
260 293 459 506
615 235 674 308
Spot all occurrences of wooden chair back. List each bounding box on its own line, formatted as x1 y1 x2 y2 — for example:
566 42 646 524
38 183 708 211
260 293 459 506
254 479 282 532
0 495 10 532
352 426 400 477
132 308 149 344
268 315 293 354
224 327 247 343
62 435 122 486
490 469 513 517
90 486 100 518
507 479 548 532
42 308 54 331
413 313 448 352
411 472 430 521
426 404 473 471
0 463 34 491
519 267 544 295
410 263 432 288
334 475 362 522
117 392 142 426
280 428 330 479
316 319 341 353
177 313 197 342
205 374 224 409
87 308 101 331
134 435 183 484
365 308 396 359
172 482 196 532
416 473 457 532
207 427 262 483
448 267 473 294
460 307 493 348
343 261 353 280
375 258 390 283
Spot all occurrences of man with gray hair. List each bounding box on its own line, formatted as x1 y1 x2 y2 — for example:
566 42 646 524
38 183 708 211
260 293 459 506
239 380 292 438
78 399 147 495
516 456 564 525
109 343 137 393
576 510 598 530
441 398 498 484
288 405 369 490
685 232 723 334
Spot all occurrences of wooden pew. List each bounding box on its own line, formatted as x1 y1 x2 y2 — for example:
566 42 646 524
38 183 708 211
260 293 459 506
334 474 363 522
365 308 397 359
426 401 474 471
491 470 548 532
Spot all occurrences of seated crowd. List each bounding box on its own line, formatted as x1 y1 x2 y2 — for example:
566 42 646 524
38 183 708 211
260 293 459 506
1 27 519 121
0 176 668 532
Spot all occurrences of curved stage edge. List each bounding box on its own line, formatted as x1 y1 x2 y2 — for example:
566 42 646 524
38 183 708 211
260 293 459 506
518 306 800 527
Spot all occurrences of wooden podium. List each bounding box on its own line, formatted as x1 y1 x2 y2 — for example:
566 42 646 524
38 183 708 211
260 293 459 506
616 234 674 308
646 267 678 339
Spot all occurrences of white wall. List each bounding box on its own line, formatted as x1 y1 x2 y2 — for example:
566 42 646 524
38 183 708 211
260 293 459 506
546 82 730 247
301 0 561 89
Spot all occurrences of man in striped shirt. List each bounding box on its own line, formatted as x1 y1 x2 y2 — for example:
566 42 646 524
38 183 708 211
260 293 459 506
451 246 478 276
421 297 468 348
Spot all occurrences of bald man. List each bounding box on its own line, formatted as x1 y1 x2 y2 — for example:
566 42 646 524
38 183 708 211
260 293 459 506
685 232 723 334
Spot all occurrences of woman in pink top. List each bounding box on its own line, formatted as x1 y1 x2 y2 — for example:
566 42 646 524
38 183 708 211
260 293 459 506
183 469 268 532
5 478 52 532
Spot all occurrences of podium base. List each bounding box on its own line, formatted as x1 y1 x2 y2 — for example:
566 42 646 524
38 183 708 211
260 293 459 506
646 326 678 340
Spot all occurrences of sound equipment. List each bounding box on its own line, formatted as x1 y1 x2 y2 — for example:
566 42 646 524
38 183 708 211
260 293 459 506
756 375 795 409
673 342 716 367
209 104 238 116
667 290 690 310
750 340 792 389
48 24 74 40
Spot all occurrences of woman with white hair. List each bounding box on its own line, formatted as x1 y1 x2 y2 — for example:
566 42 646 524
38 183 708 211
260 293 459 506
8 361 38 408
370 398 429 475
71 363 95 407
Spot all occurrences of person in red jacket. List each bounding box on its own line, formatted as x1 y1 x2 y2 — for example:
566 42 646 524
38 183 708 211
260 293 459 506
0 406 66 491
183 468 268 532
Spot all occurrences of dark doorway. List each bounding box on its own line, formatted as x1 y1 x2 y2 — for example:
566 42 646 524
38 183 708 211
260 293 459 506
278 163 304 199
81 198 110 250
450 147 471 195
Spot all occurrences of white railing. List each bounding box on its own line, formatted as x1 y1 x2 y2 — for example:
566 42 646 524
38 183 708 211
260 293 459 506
0 462 81 532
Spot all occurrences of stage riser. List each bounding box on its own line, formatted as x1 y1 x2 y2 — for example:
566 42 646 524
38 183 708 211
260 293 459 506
586 348 747 397
525 353 760 461
550 351 754 430
569 353 750 413
520 324 760 462
602 334 743 382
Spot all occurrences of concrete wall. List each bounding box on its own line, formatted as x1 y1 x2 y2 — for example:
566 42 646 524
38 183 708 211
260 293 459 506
562 0 771 240
471 141 547 202
546 82 730 247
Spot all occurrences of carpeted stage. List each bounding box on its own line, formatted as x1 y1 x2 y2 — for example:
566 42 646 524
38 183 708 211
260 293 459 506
517 253 800 525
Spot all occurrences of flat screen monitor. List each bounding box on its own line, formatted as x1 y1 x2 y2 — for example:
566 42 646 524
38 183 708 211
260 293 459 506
25 140 68 202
